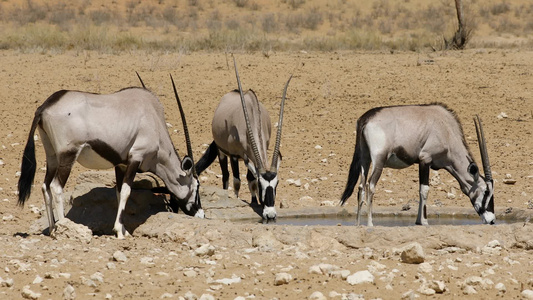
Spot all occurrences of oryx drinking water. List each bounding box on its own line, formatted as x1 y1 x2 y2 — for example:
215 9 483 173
18 75 203 239
340 103 495 226
195 59 292 220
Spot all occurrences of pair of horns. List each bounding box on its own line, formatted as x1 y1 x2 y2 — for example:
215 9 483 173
474 115 491 181
137 71 195 175
233 56 292 174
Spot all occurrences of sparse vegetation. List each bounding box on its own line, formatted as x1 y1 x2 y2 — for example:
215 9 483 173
0 0 530 53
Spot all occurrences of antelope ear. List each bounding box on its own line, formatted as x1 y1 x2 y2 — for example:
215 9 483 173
468 162 479 181
182 156 194 175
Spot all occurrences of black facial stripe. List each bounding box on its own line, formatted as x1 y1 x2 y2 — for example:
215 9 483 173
264 186 275 207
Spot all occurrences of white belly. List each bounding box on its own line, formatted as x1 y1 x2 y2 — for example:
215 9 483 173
77 146 115 169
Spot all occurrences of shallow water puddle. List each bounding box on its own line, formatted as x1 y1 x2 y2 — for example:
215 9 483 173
241 215 518 227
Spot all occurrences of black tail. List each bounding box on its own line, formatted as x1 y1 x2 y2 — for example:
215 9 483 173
18 113 41 206
195 141 219 175
136 71 146 89
340 144 362 205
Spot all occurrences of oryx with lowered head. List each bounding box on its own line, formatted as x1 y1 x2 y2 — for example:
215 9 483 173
340 103 495 226
196 58 292 220
18 75 203 239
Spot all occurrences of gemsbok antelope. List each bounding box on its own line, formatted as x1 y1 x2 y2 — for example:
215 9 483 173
195 58 292 220
340 103 495 226
17 75 203 239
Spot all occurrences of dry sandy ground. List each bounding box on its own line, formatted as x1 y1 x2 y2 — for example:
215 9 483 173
0 49 533 299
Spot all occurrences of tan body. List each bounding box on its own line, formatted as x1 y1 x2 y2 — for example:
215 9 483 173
212 90 271 168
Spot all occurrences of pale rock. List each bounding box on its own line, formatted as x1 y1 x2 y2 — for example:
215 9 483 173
521 290 533 300
464 276 483 287
51 218 92 244
199 294 215 300
320 201 335 206
429 280 447 293
314 145 322 150
195 244 215 257
184 291 197 300
308 265 322 275
401 290 419 299
81 276 97 287
160 293 173 299
63 284 76 300
495 282 506 294
309 291 326 300
274 272 292 286
184 270 197 277
346 270 374 285
252 230 282 251
400 243 425 264
113 250 128 262
417 284 435 296
22 285 41 299
417 262 432 273
497 112 508 119
140 257 155 265
463 285 477 295
32 275 43 284
328 291 341 298
367 261 386 273
91 272 104 283
105 293 112 299
329 270 351 280
318 263 339 274
0 277 14 287
215 275 241 285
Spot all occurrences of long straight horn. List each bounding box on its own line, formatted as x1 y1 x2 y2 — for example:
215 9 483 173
233 56 264 173
170 74 195 174
136 71 146 89
270 75 292 172
474 115 492 180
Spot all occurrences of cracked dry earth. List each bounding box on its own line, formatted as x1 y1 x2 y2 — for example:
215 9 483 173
1 49 533 299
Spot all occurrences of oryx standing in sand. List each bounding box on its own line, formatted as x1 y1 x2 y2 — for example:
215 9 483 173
196 59 292 220
18 75 203 239
340 103 495 226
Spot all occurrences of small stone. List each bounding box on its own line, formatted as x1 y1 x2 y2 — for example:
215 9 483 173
184 270 197 277
113 251 128 262
63 284 76 300
400 243 425 264
199 294 215 300
314 145 322 150
463 285 477 295
429 280 447 293
495 282 506 294
309 291 326 300
214 275 241 285
418 262 433 273
22 285 41 299
346 270 374 285
274 273 292 286
521 290 533 300
497 112 508 119
329 270 351 280
32 275 43 284
195 244 215 257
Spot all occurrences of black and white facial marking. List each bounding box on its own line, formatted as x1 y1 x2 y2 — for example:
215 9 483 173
257 171 278 219
180 156 204 218
468 163 495 224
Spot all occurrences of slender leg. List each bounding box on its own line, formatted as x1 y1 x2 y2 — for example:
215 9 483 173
356 168 366 226
218 152 230 190
49 152 77 230
247 169 258 205
42 163 57 234
113 160 140 239
115 165 125 205
230 156 241 198
416 163 430 225
367 161 384 227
